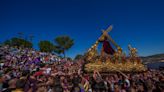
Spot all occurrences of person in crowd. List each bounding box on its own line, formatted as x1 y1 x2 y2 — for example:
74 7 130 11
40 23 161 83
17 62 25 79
0 45 163 92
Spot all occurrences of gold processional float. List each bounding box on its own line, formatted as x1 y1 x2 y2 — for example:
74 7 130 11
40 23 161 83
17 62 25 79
84 25 147 73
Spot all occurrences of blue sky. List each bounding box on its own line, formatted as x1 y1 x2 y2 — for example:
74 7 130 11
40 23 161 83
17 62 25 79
0 0 164 58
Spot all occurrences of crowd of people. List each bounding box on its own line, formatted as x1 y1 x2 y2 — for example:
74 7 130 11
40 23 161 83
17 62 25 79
0 45 164 92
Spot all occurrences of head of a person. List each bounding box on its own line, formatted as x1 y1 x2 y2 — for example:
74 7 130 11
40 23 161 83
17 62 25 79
73 75 82 85
72 86 81 92
53 85 63 92
36 84 47 92
114 83 120 91
60 75 65 82
137 83 144 92
8 78 17 88
16 79 26 89
22 70 30 77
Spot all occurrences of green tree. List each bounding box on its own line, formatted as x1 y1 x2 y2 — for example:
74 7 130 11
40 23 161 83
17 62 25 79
3 37 32 48
54 36 74 58
3 40 11 46
0 42 2 47
66 57 73 61
74 54 83 60
38 40 54 52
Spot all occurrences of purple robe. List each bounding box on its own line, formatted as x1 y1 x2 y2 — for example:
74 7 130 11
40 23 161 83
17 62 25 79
103 40 115 55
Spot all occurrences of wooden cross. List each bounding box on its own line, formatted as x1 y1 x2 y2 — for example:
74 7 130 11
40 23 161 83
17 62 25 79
99 25 119 48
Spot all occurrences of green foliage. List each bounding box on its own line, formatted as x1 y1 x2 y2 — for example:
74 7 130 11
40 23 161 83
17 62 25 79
66 57 73 61
53 45 63 54
74 54 83 60
3 40 11 46
0 42 2 47
38 40 54 52
54 36 74 57
3 37 32 48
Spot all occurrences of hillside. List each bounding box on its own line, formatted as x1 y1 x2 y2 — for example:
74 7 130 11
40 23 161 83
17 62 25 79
141 54 164 64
